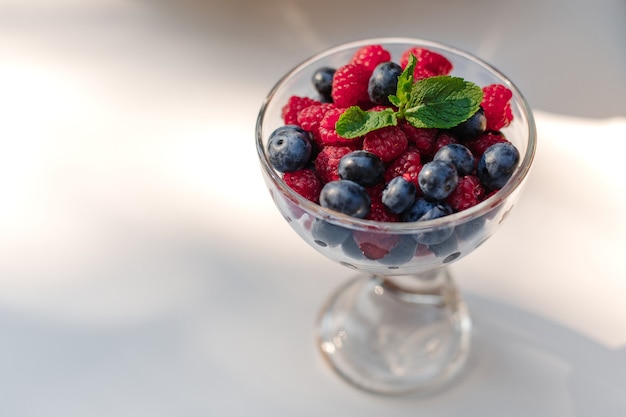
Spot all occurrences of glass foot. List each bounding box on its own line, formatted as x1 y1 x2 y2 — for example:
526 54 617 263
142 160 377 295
316 269 471 395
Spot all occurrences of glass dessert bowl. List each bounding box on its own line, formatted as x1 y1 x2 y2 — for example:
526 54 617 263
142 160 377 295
256 38 536 395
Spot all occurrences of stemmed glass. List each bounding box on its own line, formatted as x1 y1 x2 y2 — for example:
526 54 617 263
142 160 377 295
256 38 536 395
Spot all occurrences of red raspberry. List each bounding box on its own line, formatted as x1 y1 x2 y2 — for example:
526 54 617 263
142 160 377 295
465 132 509 158
363 126 408 162
481 84 513 131
283 169 322 203
398 122 438 157
352 230 400 260
317 107 362 147
367 202 399 222
432 131 459 156
331 63 371 108
297 103 335 146
281 96 319 125
349 45 392 72
384 149 422 188
446 175 485 212
400 47 453 78
314 145 352 184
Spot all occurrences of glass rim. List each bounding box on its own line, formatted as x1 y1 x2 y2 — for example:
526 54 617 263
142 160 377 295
256 37 537 232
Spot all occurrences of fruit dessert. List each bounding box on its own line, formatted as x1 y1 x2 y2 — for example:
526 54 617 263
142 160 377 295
265 44 521 263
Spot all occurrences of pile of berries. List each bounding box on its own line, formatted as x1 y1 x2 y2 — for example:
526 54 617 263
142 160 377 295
267 44 519 227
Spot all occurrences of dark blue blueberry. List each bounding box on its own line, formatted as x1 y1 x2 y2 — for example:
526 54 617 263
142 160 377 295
402 198 454 244
477 142 520 190
267 125 312 173
418 160 459 201
382 176 417 214
448 107 487 141
338 150 385 187
378 235 418 267
311 219 351 247
341 233 367 261
320 180 371 219
428 234 459 261
312 67 335 102
368 62 403 105
434 144 475 176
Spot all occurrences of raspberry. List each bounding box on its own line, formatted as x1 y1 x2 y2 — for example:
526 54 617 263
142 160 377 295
465 131 509 158
349 44 392 72
283 168 322 203
281 96 319 125
363 126 408 162
352 230 400 260
297 103 335 146
481 84 513 131
400 47 453 78
432 131 459 156
446 175 485 212
384 149 422 188
398 122 438 157
318 107 361 146
331 63 371 108
314 145 353 184
366 201 399 222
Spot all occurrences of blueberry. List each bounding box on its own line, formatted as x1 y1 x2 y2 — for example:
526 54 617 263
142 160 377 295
449 107 487 141
368 62 403 105
402 198 453 222
267 125 312 173
311 219 351 247
402 198 454 244
320 180 371 219
477 142 520 190
434 144 475 176
312 67 335 102
338 150 385 187
378 235 418 267
382 176 417 214
418 160 459 200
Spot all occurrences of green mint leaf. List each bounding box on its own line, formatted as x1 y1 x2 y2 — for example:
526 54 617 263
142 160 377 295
405 75 483 129
395 53 417 105
336 106 397 138
388 94 402 108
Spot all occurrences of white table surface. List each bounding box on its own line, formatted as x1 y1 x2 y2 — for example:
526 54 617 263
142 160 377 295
1 0 625 415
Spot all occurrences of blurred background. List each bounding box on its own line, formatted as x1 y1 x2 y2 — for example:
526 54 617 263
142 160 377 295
0 0 625 416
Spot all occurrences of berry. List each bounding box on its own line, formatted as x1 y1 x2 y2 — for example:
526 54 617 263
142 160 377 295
400 47 453 78
432 131 459 155
331 63 371 108
320 180 371 218
366 201 399 222
418 160 459 201
382 176 417 214
314 145 352 184
363 126 408 162
349 45 392 72
384 149 422 187
283 169 322 203
352 230 400 260
318 107 356 146
377 235 418 266
398 122 438 156
311 219 351 247
434 143 475 176
481 84 513 131
446 175 484 211
297 103 334 146
466 131 509 158
368 61 402 105
477 142 520 190
449 107 487 141
402 198 454 244
281 96 318 125
338 150 385 187
267 125 312 172
312 67 336 102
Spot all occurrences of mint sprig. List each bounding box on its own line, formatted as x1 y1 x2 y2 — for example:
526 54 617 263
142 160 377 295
336 54 484 138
